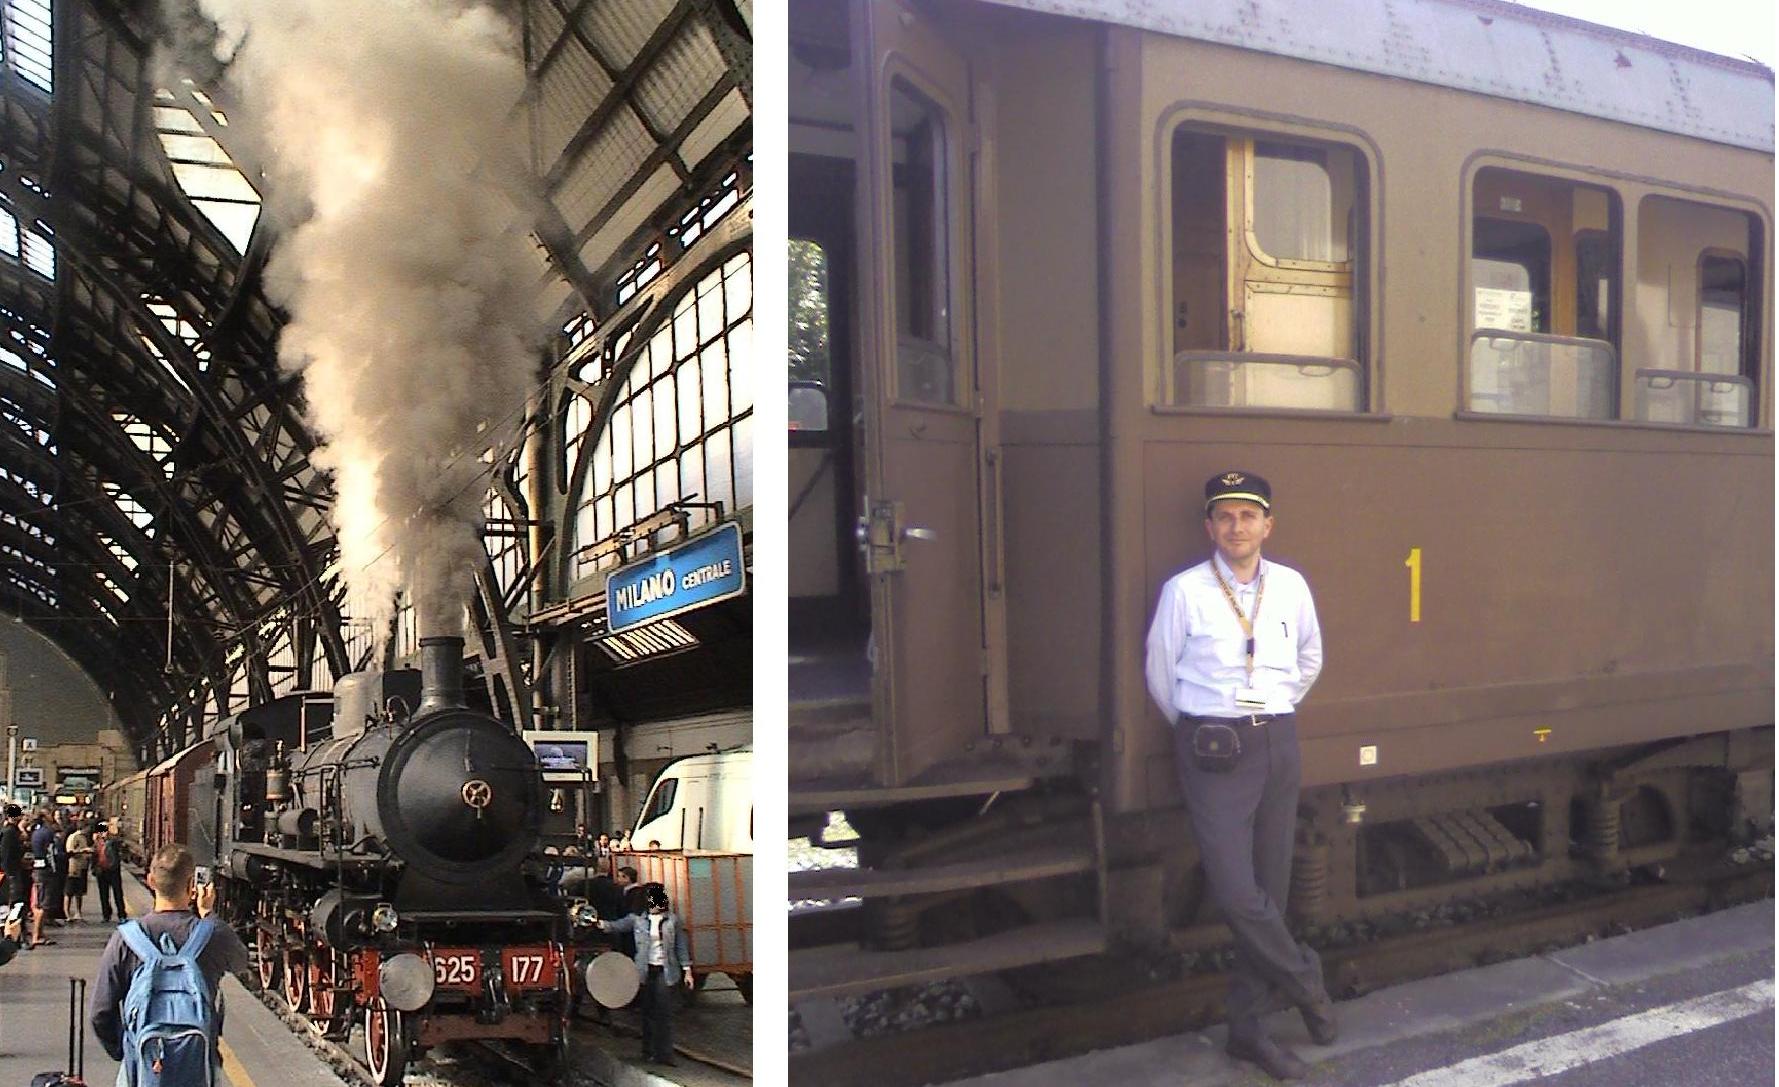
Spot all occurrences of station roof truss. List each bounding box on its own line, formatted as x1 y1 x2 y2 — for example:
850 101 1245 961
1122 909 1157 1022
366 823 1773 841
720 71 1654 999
0 0 752 762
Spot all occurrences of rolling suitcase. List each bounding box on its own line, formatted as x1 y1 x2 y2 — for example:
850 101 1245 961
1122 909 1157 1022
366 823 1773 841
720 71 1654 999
29 976 86 1087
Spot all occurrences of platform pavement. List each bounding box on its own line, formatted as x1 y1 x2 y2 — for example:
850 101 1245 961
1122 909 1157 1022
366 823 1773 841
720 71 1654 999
0 868 344 1087
956 899 1776 1086
572 973 753 1087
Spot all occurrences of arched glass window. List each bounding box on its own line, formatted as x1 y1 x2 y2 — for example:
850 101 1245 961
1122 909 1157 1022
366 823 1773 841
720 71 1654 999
571 250 752 577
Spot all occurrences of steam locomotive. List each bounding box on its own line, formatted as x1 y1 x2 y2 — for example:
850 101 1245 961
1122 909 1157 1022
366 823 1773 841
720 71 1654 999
146 636 576 1085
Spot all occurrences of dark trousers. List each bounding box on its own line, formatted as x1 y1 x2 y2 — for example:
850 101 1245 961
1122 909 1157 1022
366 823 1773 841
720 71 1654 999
1174 715 1326 1044
638 965 675 1061
37 870 63 920
95 869 126 921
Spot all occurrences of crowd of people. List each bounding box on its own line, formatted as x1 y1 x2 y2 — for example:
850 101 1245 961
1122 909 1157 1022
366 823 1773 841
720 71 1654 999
0 803 128 948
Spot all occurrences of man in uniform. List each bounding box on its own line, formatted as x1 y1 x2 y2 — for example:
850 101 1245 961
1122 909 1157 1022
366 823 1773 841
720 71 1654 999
1144 471 1337 1081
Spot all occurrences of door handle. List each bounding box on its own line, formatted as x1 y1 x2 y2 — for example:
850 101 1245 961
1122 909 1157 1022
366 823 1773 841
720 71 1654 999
902 527 936 541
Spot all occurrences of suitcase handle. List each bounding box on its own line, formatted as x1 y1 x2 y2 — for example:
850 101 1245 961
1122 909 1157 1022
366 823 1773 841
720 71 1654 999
66 975 86 1079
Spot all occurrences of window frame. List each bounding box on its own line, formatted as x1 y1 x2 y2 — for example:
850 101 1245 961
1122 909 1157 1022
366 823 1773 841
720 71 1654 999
1459 154 1771 433
1153 108 1382 417
1460 160 1625 424
1696 247 1751 380
881 63 972 414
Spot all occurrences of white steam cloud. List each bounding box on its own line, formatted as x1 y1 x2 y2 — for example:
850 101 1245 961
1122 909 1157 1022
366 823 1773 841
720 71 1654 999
192 0 547 638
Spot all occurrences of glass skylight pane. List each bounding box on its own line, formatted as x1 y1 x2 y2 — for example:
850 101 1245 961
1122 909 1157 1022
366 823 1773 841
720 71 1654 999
154 92 262 254
153 105 202 134
6 0 52 94
170 162 260 203
194 200 259 252
20 228 52 279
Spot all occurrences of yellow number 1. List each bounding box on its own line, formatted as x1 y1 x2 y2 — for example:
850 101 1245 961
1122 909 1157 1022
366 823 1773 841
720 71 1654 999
1405 547 1422 623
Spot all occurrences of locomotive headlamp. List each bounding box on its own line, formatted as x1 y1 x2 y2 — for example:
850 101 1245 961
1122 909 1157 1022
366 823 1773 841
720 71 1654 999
571 902 598 927
371 903 400 933
378 953 435 1012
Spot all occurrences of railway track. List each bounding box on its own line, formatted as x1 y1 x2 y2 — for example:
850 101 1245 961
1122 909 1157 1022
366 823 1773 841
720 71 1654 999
788 856 1774 1086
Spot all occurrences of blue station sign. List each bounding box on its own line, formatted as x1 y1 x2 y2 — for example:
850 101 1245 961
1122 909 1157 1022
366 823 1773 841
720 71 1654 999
606 521 746 634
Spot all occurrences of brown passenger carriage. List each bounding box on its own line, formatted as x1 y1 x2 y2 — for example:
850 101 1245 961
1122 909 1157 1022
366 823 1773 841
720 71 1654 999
788 0 1774 1004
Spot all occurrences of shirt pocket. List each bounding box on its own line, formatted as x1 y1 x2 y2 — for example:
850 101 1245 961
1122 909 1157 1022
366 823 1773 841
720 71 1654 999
1255 617 1297 669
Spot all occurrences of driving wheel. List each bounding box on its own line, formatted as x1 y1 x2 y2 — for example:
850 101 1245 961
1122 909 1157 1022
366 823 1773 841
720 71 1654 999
363 997 408 1086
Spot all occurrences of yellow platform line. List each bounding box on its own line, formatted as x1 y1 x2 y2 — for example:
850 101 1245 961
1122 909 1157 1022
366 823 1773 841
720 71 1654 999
218 1036 257 1087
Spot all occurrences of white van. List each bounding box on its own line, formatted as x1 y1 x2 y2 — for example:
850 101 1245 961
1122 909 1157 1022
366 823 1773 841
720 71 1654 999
631 747 752 852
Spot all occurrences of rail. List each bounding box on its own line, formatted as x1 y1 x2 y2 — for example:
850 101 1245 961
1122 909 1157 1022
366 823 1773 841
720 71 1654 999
788 857 1771 1086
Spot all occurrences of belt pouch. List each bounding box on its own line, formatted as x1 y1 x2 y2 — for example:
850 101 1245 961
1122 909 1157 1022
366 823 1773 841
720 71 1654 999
1190 720 1242 772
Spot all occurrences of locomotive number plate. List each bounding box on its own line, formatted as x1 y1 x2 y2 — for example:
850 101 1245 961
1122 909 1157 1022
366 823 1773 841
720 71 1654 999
427 949 482 989
502 947 559 989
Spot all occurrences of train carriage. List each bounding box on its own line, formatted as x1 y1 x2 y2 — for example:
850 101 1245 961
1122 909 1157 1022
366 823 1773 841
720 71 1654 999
788 0 1773 1004
97 768 149 866
144 739 214 863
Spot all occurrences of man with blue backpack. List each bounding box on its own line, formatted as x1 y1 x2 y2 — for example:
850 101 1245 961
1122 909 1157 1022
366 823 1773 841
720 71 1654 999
89 844 249 1086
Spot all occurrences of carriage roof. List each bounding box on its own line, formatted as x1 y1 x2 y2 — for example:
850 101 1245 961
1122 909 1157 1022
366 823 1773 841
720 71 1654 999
979 0 1775 153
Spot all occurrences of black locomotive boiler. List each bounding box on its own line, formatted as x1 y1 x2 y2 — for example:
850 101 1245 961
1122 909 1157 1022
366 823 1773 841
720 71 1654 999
205 636 572 1085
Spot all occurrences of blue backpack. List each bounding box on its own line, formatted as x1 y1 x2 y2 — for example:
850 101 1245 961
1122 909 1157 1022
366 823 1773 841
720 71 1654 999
116 918 219 1087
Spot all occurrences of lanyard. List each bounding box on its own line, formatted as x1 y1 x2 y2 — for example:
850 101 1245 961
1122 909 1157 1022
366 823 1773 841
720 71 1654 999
1211 560 1264 678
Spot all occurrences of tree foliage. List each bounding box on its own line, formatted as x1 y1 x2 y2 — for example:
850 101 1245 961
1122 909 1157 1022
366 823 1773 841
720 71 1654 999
788 239 829 385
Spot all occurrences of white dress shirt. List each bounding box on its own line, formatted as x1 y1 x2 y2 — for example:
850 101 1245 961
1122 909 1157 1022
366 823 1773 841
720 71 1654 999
648 912 668 966
1144 552 1323 721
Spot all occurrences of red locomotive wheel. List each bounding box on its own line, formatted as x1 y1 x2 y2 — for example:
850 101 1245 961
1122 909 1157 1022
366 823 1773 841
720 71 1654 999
310 954 336 1023
255 929 280 992
284 949 310 1012
364 997 408 1087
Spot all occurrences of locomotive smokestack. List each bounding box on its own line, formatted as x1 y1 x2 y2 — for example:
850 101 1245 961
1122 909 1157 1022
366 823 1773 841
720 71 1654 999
417 635 466 716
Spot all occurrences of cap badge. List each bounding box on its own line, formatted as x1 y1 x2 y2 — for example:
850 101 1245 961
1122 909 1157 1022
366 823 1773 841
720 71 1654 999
1221 472 1246 486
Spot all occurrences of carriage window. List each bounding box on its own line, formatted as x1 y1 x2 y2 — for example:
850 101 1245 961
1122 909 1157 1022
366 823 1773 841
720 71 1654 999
645 779 678 824
1473 219 1548 334
1575 231 1614 342
788 238 831 432
889 77 954 405
1166 125 1367 412
1632 196 1761 427
1251 143 1352 264
1468 170 1618 419
1699 255 1747 376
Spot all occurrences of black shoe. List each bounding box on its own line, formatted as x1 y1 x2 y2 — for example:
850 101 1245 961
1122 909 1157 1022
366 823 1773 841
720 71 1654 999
1227 1036 1311 1081
1300 995 1339 1046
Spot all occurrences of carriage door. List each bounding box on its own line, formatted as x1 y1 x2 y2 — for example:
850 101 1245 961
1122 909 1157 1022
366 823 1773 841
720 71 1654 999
855 0 1003 786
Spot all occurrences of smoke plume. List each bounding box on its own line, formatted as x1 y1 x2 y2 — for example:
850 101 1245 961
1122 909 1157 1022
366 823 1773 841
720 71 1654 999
189 0 547 639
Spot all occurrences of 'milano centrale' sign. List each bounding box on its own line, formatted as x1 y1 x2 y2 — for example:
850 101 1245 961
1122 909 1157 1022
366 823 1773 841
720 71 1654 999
606 522 746 635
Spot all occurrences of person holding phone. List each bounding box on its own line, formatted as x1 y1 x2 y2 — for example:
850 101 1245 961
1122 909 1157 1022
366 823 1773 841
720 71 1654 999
90 845 250 1067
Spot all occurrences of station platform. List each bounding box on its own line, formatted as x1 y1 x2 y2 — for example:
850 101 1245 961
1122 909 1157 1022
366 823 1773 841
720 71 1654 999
0 871 344 1087
0 871 752 1087
958 899 1775 1086
572 975 753 1086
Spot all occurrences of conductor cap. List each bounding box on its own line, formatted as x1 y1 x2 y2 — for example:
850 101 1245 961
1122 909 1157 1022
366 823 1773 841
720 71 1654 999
1204 470 1271 513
